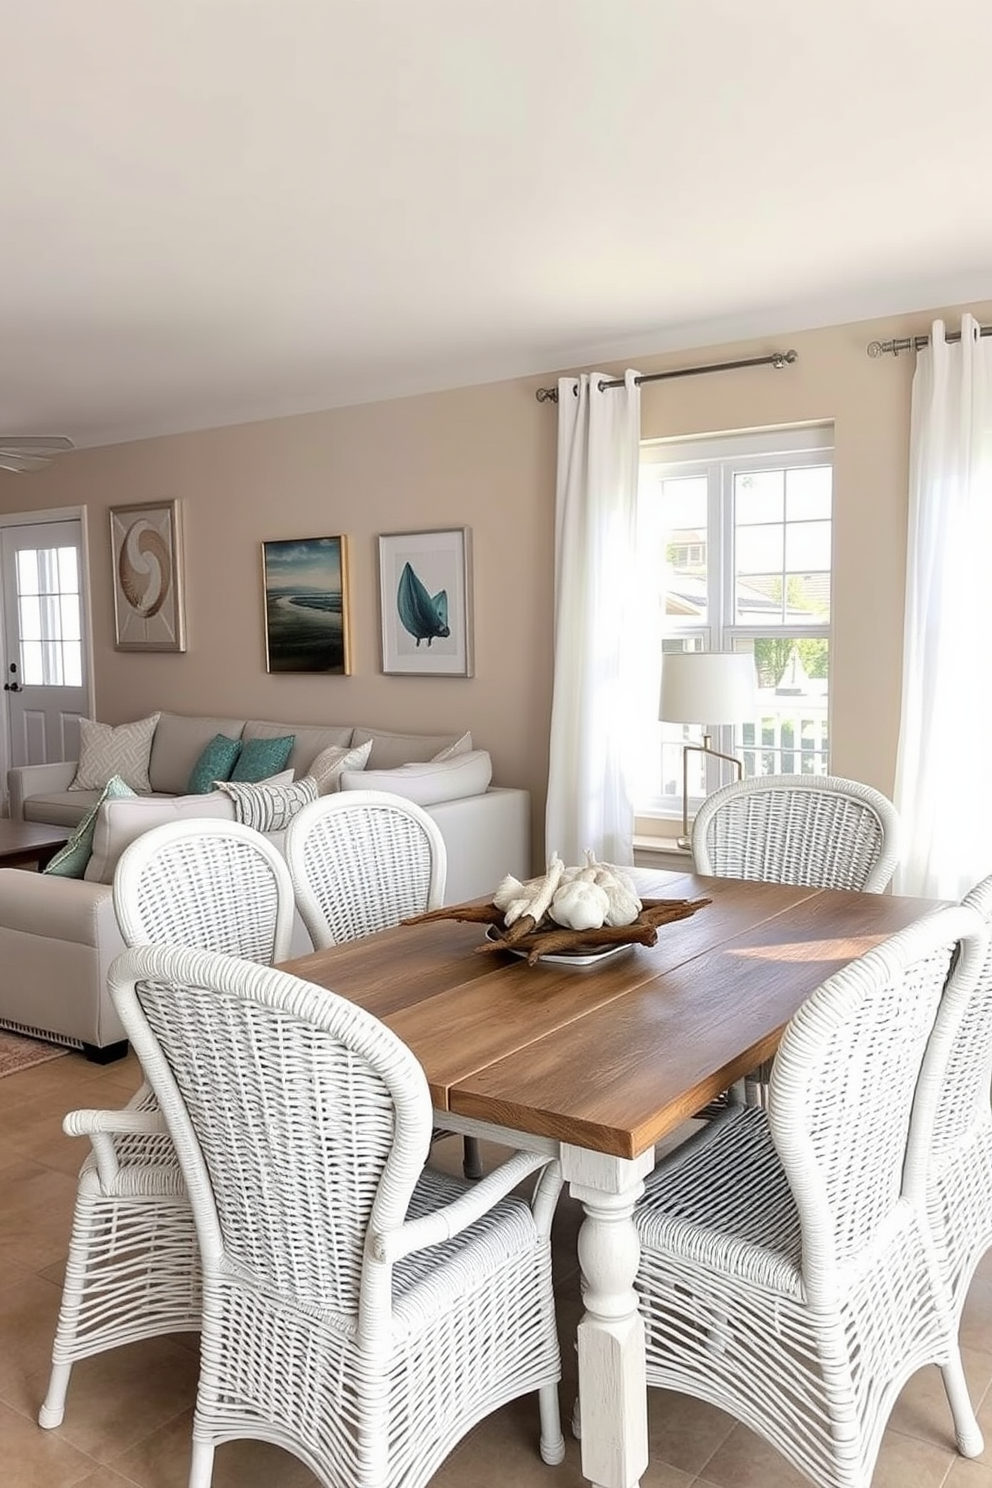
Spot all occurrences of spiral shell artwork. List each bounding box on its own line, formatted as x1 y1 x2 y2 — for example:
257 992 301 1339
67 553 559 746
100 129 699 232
118 519 172 617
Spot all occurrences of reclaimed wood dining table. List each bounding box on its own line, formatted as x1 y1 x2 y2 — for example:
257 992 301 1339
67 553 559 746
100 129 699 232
280 867 947 1488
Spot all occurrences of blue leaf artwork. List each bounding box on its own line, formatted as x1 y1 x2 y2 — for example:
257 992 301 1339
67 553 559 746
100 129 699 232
396 561 451 647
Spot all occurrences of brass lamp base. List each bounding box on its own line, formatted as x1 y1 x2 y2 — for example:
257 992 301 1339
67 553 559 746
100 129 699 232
680 733 744 850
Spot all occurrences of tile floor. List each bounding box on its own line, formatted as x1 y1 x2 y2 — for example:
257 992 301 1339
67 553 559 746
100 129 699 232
2 1046 992 1488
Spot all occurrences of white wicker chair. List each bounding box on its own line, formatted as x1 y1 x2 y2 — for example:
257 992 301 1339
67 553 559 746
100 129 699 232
691 772 901 891
285 789 482 1180
39 820 296 1429
908 875 992 1322
107 942 564 1488
633 903 986 1488
692 773 902 1109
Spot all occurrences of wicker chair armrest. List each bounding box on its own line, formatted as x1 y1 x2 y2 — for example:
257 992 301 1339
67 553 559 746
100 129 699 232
63 1107 169 1139
372 1151 553 1262
63 1106 170 1187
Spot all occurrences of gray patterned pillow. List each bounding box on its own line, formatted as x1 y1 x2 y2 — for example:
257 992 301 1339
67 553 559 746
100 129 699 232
70 713 161 792
308 738 372 794
217 774 318 832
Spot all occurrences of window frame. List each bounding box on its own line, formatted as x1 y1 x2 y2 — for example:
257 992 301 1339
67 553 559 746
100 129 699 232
636 424 834 841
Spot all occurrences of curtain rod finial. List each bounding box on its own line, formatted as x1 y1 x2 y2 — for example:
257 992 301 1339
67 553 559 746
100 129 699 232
535 386 559 403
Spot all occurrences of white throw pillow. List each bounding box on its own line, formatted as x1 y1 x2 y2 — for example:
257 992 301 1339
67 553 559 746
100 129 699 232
217 775 319 832
84 787 237 884
339 749 492 807
430 731 473 761
70 713 160 792
308 738 373 795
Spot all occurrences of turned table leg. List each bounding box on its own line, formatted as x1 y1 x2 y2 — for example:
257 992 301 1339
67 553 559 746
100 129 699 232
562 1145 655 1488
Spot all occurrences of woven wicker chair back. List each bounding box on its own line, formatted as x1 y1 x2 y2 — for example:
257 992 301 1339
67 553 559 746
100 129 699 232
109 942 434 1316
767 903 981 1304
113 819 296 964
285 789 447 950
928 875 992 1164
691 774 901 892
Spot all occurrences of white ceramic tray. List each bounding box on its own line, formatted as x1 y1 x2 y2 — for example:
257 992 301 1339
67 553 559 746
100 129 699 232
484 925 638 967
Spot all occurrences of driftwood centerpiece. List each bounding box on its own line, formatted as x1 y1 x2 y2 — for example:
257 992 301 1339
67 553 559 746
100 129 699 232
403 894 711 966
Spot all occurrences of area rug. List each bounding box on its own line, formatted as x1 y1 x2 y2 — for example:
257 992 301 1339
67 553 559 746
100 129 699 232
0 1028 71 1077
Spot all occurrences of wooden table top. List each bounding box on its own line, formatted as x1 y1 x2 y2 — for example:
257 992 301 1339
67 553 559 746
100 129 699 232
0 818 70 867
281 870 948 1160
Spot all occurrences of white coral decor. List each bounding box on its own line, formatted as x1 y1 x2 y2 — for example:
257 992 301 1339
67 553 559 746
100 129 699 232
495 851 642 933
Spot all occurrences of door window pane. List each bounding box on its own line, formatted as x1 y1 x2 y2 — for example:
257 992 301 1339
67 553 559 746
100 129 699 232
14 546 83 686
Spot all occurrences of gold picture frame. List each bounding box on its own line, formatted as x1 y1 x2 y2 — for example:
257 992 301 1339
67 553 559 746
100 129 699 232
109 499 187 652
262 535 352 674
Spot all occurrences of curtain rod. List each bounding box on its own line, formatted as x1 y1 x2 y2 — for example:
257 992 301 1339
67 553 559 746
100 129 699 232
867 326 992 358
534 349 798 402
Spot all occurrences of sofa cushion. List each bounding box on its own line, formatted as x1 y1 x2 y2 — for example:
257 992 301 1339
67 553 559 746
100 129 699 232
230 734 295 782
23 789 106 829
431 731 473 761
350 725 466 770
70 714 160 793
339 749 493 807
217 775 319 832
308 738 373 794
84 789 237 885
187 733 243 793
148 712 248 795
241 719 354 778
45 776 137 878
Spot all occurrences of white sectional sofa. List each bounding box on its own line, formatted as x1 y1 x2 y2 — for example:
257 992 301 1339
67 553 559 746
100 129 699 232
0 711 531 1058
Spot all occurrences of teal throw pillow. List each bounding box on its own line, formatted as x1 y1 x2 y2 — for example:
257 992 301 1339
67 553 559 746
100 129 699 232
187 733 243 794
43 775 137 878
230 735 295 783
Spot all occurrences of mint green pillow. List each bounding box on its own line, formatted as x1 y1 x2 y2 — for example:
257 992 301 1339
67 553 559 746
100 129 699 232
187 734 243 794
230 735 295 783
43 775 137 878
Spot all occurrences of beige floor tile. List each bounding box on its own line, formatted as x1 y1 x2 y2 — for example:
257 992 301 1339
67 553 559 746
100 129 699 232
65 1470 147 1488
870 1427 958 1488
947 1459 992 1486
0 1398 101 1488
12 1336 200 1462
0 1269 63 1396
698 1420 832 1488
109 1408 320 1488
0 1157 79 1270
889 1350 992 1452
647 1389 737 1477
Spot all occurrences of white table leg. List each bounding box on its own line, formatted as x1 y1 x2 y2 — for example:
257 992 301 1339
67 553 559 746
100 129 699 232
561 1145 655 1488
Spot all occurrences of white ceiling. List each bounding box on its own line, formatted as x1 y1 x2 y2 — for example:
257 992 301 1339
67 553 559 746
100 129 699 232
4 0 992 451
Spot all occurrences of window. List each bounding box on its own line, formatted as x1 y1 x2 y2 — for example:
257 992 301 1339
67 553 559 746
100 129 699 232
633 426 833 836
15 546 83 686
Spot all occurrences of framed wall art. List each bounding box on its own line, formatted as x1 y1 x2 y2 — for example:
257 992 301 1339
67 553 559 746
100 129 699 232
377 527 474 677
109 499 187 652
261 534 351 674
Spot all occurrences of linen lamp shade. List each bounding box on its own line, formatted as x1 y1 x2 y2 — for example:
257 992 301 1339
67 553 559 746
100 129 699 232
659 651 757 727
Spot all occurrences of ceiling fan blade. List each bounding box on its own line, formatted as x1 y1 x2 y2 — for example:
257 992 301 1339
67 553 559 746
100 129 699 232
0 451 53 472
0 435 74 453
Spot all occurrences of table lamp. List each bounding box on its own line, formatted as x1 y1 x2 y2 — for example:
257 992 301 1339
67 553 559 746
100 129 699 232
659 651 757 848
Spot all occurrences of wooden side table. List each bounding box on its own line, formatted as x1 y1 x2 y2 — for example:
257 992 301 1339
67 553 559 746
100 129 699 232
0 819 70 870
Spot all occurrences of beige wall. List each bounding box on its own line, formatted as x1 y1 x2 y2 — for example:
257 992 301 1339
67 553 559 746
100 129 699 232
1 297 985 869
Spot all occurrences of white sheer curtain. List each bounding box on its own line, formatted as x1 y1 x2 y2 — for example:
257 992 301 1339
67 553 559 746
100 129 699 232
894 314 992 897
545 369 641 867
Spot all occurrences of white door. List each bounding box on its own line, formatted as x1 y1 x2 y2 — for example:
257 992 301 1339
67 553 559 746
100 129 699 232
1 520 90 767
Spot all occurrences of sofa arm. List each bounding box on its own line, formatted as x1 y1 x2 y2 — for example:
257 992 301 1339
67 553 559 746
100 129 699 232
425 787 531 904
8 761 77 820
0 869 127 1048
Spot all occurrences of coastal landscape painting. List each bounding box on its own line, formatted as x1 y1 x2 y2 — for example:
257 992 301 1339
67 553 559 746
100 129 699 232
262 536 351 674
